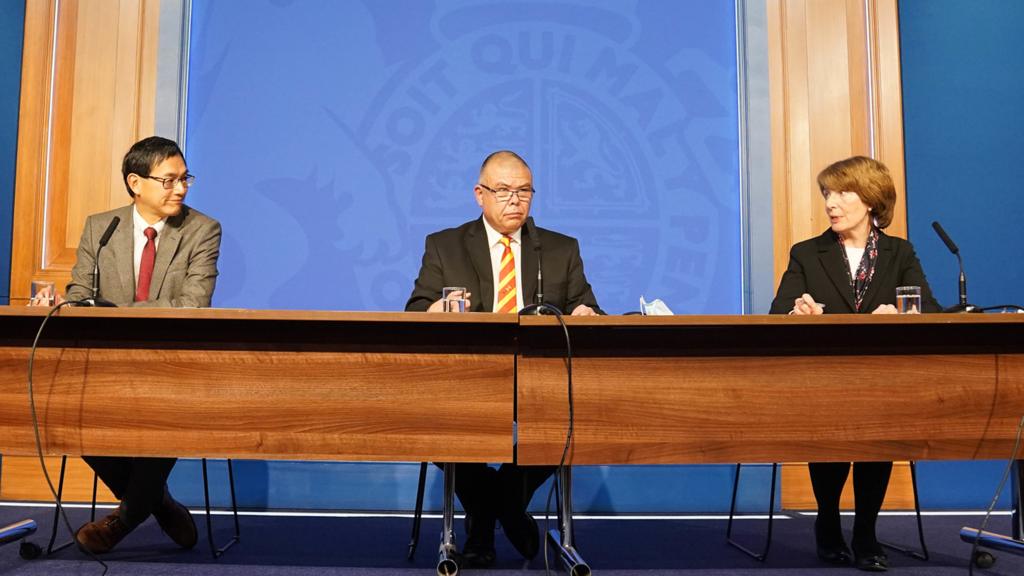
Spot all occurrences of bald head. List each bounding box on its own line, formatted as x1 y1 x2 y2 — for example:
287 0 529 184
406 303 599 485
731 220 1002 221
480 150 530 177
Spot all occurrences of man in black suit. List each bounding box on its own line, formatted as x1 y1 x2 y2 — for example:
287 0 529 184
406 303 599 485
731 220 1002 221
406 150 601 566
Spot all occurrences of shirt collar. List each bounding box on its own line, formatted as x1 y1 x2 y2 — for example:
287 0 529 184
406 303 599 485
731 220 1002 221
481 217 522 248
133 205 167 235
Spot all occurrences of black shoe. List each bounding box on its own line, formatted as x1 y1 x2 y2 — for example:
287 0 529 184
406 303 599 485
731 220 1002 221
499 509 539 560
853 546 889 572
816 543 853 565
458 513 496 568
814 517 851 565
455 544 496 569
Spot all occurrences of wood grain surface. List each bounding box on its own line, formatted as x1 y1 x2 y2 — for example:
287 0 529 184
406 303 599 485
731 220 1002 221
0 308 516 463
517 315 1024 465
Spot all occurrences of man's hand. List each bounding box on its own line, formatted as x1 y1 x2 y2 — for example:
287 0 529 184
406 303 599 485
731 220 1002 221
28 287 63 307
571 304 597 316
427 290 471 313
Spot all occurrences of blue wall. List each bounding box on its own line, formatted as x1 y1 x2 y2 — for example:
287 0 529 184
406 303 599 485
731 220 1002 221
181 0 751 513
0 1 26 305
184 0 742 316
900 0 1024 509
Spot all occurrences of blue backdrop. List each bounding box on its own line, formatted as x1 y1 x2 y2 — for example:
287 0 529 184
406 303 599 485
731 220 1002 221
180 0 746 513
900 0 1024 510
184 0 742 315
0 1 26 306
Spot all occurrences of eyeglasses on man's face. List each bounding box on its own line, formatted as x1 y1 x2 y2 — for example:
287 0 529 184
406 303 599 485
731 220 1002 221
479 183 534 202
144 174 196 190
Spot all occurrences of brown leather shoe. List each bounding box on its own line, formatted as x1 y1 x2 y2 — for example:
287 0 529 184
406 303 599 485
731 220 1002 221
153 494 198 549
76 511 133 554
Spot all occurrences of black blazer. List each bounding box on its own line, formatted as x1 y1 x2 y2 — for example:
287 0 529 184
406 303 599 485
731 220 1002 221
405 217 602 314
770 229 941 314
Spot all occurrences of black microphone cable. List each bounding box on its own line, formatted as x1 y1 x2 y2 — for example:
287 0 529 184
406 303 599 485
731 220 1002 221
966 414 1024 576
528 303 574 576
27 301 108 575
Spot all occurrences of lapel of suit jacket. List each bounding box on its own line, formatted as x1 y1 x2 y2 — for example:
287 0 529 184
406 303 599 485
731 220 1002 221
816 230 857 312
149 207 186 299
859 231 895 312
110 205 135 300
521 225 538 306
466 218 494 312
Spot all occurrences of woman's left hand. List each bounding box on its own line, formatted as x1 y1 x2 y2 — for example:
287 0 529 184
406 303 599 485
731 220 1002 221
871 304 898 314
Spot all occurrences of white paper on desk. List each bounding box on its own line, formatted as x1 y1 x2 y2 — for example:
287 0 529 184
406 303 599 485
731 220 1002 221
639 296 674 316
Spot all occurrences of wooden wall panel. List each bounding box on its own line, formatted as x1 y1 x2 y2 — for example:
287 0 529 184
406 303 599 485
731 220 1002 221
1 456 116 503
5 0 161 500
10 0 159 304
782 461 915 510
769 0 907 283
768 0 911 509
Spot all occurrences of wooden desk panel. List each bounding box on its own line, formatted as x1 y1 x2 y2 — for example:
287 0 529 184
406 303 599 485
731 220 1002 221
0 308 516 462
517 315 1024 465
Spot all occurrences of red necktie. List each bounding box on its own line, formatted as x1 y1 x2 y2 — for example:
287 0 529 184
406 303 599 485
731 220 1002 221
496 236 517 313
135 227 157 302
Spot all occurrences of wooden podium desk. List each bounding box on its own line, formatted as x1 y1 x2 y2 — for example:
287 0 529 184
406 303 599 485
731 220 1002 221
517 314 1024 465
0 307 516 463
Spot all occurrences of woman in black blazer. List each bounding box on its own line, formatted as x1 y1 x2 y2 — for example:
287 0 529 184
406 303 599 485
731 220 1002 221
770 156 940 572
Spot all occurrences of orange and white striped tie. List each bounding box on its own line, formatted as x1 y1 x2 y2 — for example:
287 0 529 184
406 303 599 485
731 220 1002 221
496 235 517 313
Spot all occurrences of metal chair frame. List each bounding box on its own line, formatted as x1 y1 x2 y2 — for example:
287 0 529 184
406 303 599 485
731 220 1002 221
726 461 929 562
46 455 240 559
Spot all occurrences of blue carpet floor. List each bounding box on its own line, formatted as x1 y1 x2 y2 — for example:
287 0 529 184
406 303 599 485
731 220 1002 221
1 502 1022 575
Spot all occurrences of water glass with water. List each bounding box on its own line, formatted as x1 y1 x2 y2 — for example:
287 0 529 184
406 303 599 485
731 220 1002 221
896 286 922 314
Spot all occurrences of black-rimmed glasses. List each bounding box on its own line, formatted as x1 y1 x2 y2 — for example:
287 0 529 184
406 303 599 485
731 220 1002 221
478 183 534 202
145 174 196 190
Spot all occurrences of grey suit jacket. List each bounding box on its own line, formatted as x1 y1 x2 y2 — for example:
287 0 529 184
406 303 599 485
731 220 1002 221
66 204 221 307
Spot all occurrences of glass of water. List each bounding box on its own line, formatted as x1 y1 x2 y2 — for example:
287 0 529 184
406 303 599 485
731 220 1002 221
896 286 922 314
30 280 56 306
442 287 468 313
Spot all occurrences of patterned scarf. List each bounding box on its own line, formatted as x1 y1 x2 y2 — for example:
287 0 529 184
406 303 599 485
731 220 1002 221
837 228 880 311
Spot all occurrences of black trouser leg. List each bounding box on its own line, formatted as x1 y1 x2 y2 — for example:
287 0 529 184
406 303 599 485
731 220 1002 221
851 461 893 551
84 456 177 528
434 462 497 545
81 456 132 499
809 461 852 545
497 464 556 514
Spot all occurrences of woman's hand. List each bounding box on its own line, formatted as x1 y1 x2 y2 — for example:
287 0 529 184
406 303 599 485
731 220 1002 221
791 293 825 315
871 304 898 314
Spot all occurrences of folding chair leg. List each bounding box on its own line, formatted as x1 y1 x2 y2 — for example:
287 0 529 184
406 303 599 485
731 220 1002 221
880 461 929 561
46 456 69 555
46 456 98 555
202 458 240 559
407 462 429 560
726 462 778 562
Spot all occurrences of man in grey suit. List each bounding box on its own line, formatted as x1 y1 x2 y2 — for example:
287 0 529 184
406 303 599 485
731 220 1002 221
65 136 221 553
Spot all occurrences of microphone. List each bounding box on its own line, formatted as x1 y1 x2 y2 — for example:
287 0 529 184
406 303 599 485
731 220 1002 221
519 217 558 316
528 217 543 305
931 221 976 313
77 216 120 307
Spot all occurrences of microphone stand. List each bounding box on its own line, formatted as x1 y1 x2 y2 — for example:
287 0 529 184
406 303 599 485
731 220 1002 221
74 217 119 307
520 219 560 316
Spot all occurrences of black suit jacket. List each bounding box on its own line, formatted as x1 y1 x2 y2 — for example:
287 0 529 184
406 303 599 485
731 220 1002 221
405 217 602 313
770 229 941 314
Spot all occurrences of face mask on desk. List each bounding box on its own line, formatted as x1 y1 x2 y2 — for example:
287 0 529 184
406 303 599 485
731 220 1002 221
640 296 674 316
